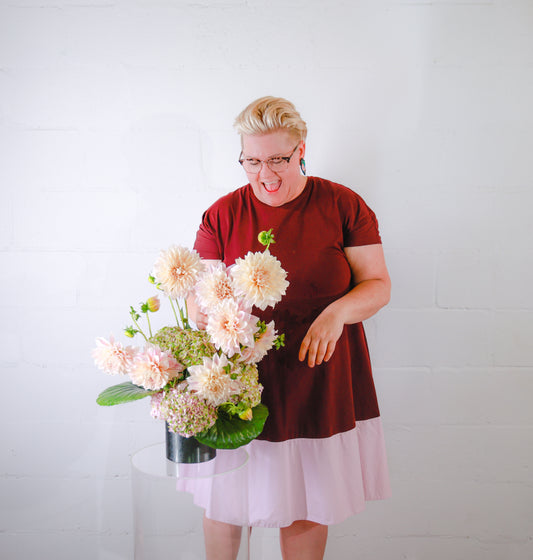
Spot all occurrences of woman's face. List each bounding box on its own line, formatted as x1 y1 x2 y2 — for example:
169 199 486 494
241 130 306 207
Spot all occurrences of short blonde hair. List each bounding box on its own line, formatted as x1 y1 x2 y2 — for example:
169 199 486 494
234 96 307 142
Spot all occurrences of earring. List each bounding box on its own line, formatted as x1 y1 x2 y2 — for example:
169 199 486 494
300 158 306 175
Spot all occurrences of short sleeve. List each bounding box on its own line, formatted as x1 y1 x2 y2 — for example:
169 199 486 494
340 189 382 247
193 208 223 260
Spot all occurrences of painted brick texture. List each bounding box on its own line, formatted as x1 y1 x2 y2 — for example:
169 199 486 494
1 1 532 559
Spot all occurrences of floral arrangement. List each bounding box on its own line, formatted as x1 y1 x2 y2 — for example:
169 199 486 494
93 230 288 449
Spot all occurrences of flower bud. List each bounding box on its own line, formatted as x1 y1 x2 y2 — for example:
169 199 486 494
257 229 275 247
238 408 253 421
146 295 160 312
124 326 137 338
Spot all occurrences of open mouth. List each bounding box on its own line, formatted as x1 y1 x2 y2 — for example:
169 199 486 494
263 180 281 193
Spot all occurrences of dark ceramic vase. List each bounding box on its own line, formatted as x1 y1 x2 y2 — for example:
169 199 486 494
165 422 216 464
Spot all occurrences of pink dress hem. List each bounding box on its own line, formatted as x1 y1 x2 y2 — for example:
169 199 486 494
176 417 390 528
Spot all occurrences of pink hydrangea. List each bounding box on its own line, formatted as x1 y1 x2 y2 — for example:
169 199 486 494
150 392 165 419
160 383 218 437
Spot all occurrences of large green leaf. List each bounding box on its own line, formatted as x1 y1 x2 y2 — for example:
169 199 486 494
96 382 157 406
195 404 269 449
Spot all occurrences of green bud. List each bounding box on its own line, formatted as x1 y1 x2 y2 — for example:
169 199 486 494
239 408 253 421
124 326 138 338
274 334 285 350
257 229 275 247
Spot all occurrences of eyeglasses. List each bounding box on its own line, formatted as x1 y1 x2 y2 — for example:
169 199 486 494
238 144 300 174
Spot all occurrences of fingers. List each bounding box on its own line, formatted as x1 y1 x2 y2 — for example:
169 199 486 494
298 311 344 367
323 342 336 363
196 310 208 330
298 337 310 364
299 336 337 368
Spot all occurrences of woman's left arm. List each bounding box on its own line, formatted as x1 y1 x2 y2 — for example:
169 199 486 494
298 244 391 368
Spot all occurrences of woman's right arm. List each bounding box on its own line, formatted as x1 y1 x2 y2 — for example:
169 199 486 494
187 259 221 329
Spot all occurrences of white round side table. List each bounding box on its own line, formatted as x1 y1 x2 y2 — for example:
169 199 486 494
131 443 250 560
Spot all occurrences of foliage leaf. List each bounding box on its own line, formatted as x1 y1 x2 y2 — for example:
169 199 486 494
96 382 157 406
195 404 269 449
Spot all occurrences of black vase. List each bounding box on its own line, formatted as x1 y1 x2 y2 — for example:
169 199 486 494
165 422 216 464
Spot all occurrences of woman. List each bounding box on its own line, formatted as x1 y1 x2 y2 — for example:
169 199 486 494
190 96 391 559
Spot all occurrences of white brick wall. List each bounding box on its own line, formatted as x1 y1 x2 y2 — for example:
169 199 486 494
1 1 532 559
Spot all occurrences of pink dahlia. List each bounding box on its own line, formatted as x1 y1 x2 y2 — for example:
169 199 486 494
230 250 289 310
152 245 203 299
195 262 235 311
92 335 137 375
187 354 241 407
206 298 258 357
129 343 184 390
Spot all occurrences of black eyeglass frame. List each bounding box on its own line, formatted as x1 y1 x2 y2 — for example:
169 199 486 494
238 143 300 173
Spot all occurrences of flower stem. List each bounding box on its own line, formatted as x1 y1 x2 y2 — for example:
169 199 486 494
169 297 180 327
131 316 148 341
145 312 153 338
183 299 190 329
177 301 189 330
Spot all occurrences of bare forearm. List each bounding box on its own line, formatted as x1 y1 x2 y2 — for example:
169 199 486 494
322 278 391 326
299 278 390 367
299 244 390 367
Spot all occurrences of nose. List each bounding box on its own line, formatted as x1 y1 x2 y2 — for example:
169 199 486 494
258 161 277 179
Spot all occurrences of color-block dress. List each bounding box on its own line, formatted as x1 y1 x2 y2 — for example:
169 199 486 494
188 177 390 528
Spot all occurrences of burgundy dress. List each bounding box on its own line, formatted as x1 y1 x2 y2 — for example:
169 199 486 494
187 177 390 527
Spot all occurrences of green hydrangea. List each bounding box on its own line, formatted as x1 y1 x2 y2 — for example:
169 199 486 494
235 363 263 409
150 327 216 368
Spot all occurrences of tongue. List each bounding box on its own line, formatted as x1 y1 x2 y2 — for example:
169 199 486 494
264 182 280 193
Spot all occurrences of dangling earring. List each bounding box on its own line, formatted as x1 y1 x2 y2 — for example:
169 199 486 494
300 158 306 175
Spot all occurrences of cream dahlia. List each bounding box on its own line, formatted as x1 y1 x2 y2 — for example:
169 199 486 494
129 343 184 390
195 262 235 311
240 320 277 364
231 250 289 310
187 354 241 407
206 298 258 357
152 245 204 299
92 335 137 375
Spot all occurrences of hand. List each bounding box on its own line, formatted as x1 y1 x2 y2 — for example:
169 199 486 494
298 309 345 368
194 309 209 330
188 259 221 330
186 296 208 330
